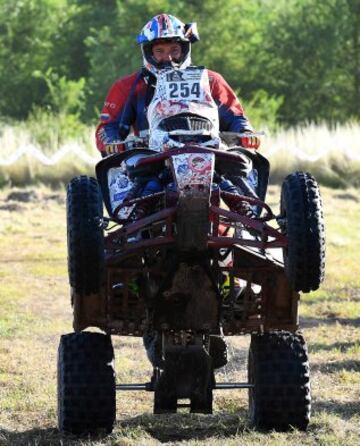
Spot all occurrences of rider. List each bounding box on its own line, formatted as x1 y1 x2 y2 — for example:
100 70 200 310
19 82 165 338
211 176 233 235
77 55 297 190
96 14 260 155
95 14 260 217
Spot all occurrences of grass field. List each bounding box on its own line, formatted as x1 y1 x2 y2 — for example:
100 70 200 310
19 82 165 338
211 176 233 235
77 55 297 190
0 184 359 445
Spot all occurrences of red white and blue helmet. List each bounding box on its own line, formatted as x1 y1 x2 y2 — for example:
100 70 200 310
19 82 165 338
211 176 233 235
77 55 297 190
137 14 199 75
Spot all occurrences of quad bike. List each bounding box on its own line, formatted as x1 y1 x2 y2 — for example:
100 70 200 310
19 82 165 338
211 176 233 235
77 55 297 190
57 69 325 435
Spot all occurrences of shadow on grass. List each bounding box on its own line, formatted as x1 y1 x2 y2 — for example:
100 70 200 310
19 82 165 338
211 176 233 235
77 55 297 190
0 411 249 445
311 359 360 373
118 410 248 443
313 400 360 420
0 427 134 446
0 428 81 446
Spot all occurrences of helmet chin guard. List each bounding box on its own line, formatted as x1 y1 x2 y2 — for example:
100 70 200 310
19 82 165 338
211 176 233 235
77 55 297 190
137 14 199 77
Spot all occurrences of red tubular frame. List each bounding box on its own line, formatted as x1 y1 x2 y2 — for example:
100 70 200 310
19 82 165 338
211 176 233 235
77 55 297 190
104 202 287 256
104 146 288 254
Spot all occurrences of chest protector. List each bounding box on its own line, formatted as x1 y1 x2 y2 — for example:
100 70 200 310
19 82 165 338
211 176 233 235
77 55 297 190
147 67 220 151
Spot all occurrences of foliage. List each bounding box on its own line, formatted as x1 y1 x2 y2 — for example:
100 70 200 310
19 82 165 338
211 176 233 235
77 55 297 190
0 0 359 127
256 0 360 125
32 69 85 116
0 0 67 118
241 90 284 131
27 69 87 145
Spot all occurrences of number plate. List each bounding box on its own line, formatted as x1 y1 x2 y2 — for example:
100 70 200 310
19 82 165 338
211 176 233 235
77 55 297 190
166 81 201 100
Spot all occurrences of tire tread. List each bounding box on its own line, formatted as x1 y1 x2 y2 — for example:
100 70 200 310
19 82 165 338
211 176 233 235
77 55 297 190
67 176 104 295
248 330 311 431
57 332 116 434
281 171 325 292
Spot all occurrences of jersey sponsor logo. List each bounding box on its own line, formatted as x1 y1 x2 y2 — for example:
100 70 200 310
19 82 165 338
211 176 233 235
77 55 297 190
104 101 117 109
166 71 185 82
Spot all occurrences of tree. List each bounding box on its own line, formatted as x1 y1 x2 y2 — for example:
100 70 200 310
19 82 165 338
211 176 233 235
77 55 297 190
0 0 66 118
253 0 360 125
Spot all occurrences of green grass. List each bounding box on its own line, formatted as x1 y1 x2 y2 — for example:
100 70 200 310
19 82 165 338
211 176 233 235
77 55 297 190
0 185 359 445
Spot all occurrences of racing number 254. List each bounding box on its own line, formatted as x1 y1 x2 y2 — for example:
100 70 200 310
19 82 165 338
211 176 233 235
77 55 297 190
169 82 201 99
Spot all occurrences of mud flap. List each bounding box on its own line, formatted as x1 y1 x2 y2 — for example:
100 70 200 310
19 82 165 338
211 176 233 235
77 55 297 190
176 194 209 252
72 287 107 332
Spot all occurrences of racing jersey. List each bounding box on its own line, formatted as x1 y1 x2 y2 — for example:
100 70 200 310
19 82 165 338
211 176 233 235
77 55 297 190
95 68 253 154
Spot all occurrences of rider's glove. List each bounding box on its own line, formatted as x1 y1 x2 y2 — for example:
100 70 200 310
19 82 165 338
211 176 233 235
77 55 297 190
239 132 261 149
104 143 125 156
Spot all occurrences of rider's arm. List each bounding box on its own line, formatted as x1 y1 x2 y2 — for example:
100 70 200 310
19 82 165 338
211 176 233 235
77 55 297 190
95 73 140 155
209 70 260 149
209 70 253 133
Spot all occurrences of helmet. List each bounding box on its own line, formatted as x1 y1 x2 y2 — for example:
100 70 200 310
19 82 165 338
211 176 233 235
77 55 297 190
137 14 199 75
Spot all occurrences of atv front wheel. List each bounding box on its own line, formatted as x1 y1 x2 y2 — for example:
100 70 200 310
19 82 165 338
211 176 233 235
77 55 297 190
67 176 104 296
248 331 311 431
280 171 325 292
57 332 116 434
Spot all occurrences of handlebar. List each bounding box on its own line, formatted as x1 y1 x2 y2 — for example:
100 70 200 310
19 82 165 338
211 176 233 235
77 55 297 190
221 131 266 138
106 131 265 147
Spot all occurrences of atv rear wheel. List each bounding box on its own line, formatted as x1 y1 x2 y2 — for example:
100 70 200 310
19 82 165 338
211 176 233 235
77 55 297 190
280 171 325 292
57 332 116 434
248 331 311 431
67 176 104 296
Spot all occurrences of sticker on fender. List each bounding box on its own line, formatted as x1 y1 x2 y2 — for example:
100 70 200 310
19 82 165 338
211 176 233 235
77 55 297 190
171 153 215 190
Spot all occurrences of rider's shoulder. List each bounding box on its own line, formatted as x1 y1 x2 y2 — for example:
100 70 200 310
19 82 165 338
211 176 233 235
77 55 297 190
206 69 226 84
113 71 145 88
